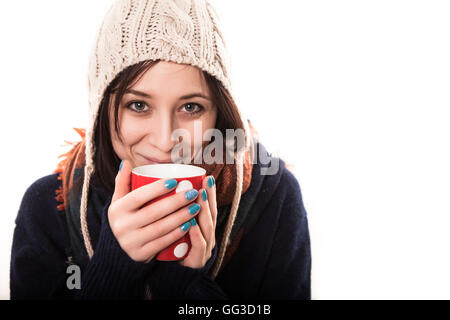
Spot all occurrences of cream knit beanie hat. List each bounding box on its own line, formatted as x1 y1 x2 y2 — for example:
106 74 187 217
80 0 250 279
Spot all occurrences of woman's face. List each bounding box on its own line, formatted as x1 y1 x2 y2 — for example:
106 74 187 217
109 61 217 168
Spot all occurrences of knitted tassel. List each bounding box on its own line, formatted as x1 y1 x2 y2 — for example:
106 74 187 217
53 128 86 212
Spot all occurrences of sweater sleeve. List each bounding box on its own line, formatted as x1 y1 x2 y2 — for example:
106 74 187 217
73 197 153 299
81 196 230 300
145 243 229 299
10 175 153 299
80 196 228 300
10 176 75 299
257 169 312 299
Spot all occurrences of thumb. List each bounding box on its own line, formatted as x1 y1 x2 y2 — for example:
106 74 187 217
111 159 132 203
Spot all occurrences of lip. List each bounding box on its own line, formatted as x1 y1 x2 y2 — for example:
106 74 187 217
140 155 173 165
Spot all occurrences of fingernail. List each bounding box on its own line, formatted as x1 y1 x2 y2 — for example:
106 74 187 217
185 189 198 201
119 160 124 171
188 203 200 215
207 176 215 188
190 218 197 226
202 189 207 201
164 179 178 189
181 221 191 232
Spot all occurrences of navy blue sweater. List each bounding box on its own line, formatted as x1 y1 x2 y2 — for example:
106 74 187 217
10 148 311 299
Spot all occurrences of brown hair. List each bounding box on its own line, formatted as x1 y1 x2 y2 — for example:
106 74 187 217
56 59 245 204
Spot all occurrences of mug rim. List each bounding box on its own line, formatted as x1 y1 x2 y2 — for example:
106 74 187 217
131 163 206 179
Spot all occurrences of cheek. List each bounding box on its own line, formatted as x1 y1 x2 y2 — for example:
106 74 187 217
183 111 217 145
201 109 218 143
110 114 146 154
205 109 218 129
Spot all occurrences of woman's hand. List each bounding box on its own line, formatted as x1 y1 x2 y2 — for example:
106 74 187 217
179 175 217 269
108 160 201 263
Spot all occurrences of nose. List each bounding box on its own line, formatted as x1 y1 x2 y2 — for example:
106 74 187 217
148 112 177 153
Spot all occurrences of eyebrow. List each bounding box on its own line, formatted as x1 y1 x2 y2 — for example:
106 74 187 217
125 89 211 101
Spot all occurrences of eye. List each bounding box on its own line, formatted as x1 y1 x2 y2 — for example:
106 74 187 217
181 103 204 115
126 101 149 113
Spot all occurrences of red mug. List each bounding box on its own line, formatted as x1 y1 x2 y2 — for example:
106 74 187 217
131 163 206 261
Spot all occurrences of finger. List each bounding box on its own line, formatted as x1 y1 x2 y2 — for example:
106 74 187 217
137 201 201 245
134 188 199 227
119 177 181 211
139 222 193 262
196 188 214 253
203 175 217 231
111 159 132 203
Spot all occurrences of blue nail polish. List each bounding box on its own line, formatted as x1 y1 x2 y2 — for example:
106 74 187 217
207 176 215 188
202 189 207 201
185 189 198 201
190 218 197 226
119 160 123 171
164 179 178 189
188 203 200 215
181 221 191 232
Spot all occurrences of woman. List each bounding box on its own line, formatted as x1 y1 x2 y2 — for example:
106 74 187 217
10 0 311 299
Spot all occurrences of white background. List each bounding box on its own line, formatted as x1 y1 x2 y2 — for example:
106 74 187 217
1 0 449 299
